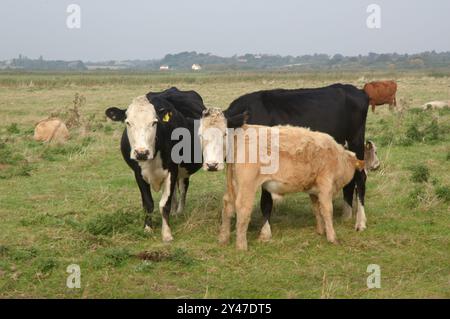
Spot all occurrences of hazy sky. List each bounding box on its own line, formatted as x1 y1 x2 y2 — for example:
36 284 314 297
1 0 449 61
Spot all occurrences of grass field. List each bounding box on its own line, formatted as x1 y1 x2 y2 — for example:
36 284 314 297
0 71 449 298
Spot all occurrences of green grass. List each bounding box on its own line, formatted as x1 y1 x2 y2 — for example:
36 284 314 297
0 71 449 298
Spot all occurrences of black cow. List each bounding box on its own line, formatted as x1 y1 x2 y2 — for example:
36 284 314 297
105 87 204 241
222 84 370 231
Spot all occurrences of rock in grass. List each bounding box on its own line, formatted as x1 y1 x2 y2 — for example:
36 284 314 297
34 118 70 143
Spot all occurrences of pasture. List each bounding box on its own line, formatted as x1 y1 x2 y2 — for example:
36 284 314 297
0 71 449 298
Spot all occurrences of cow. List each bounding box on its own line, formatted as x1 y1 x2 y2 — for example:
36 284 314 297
198 108 365 250
210 84 369 232
364 140 380 172
105 87 205 242
34 118 69 143
421 100 450 110
363 80 398 112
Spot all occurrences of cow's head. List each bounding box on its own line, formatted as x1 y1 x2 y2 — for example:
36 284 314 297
198 108 248 171
364 140 380 171
105 96 163 161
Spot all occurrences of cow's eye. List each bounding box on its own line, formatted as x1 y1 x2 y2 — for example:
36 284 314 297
152 121 157 127
125 121 131 126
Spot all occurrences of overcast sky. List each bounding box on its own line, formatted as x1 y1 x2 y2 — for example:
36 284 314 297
1 0 449 61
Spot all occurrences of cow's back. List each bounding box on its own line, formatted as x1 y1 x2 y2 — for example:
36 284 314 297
225 86 362 145
147 87 205 119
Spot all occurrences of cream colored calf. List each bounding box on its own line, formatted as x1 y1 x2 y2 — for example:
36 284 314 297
200 114 364 250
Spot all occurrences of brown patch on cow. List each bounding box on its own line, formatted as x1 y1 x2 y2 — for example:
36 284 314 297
363 80 397 112
136 250 171 262
34 118 70 143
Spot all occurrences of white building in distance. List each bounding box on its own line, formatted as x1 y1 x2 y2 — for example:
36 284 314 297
159 65 170 71
191 64 202 71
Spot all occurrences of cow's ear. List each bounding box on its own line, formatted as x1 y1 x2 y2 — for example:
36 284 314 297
105 107 126 122
366 140 373 150
161 111 173 123
226 111 249 128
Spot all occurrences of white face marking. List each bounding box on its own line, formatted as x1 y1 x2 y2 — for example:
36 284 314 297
365 141 380 171
199 110 228 171
125 96 159 161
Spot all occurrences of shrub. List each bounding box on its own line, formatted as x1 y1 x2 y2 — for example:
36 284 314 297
405 123 423 142
405 186 423 208
423 119 439 142
35 257 58 273
84 209 141 236
0 142 24 165
408 164 430 183
170 248 196 266
6 123 20 134
9 247 38 261
103 248 131 267
435 186 450 202
0 162 33 179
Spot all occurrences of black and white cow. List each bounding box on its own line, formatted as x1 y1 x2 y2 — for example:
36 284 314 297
105 88 204 241
203 84 370 231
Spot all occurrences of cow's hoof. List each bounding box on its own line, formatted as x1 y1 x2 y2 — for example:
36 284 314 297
329 239 340 245
258 222 272 242
173 208 183 216
218 233 230 246
258 234 271 243
236 243 248 251
162 234 174 242
144 225 153 233
355 223 367 232
316 227 325 236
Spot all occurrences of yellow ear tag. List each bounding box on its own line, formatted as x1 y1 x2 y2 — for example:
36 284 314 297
162 112 172 122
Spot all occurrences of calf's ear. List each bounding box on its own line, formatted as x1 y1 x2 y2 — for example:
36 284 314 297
226 111 249 128
105 107 126 122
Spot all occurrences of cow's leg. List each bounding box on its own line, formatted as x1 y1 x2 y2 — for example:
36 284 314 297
347 136 367 231
175 178 189 215
159 171 177 242
258 189 273 242
355 170 368 232
170 181 179 214
235 184 257 251
219 165 236 245
342 179 355 221
309 194 325 235
133 172 154 231
318 191 338 244
219 191 235 245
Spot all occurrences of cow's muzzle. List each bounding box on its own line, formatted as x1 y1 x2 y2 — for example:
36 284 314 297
206 162 219 171
135 149 151 161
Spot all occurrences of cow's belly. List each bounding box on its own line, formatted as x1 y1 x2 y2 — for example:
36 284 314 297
138 154 169 192
262 180 313 196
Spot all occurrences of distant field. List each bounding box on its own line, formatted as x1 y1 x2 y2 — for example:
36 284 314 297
0 71 449 298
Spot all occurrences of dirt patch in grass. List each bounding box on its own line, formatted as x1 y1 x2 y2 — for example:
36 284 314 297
136 250 171 262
